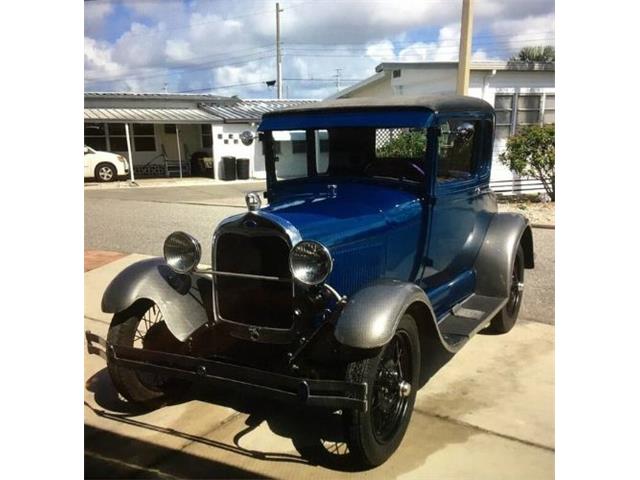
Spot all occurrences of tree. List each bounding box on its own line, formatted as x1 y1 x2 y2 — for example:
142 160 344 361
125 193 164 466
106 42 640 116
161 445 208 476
499 124 555 201
376 131 426 158
510 46 555 63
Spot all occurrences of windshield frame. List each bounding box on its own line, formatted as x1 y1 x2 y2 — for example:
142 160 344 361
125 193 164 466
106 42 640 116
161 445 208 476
261 108 437 191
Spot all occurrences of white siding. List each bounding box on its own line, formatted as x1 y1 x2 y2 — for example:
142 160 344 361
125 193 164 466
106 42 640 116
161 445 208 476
211 123 263 179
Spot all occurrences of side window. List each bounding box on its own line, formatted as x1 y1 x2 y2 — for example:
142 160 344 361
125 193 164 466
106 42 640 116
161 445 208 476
437 119 478 182
272 130 308 180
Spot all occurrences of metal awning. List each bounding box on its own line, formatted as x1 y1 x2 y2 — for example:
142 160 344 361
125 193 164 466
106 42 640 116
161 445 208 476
199 100 316 123
84 107 223 124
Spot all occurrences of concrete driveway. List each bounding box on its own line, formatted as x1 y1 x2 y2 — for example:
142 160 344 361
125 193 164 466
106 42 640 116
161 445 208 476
85 252 554 478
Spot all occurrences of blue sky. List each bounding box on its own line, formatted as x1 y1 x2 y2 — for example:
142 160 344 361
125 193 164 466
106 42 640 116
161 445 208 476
85 0 555 99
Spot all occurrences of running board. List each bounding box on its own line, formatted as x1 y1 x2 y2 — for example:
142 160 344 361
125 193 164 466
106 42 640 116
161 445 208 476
438 294 507 350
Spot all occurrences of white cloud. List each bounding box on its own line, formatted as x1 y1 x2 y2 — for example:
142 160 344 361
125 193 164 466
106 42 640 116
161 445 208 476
84 0 555 97
491 13 555 54
165 39 194 62
84 2 114 36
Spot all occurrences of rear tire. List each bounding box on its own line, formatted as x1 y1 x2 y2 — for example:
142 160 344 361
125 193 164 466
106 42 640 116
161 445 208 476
488 245 525 334
344 314 420 468
107 301 184 408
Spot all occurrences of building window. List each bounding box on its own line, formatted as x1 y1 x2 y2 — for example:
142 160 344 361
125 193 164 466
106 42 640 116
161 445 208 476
543 94 555 124
494 95 514 141
133 123 156 151
392 69 401 78
201 125 212 148
107 123 128 151
516 95 541 128
495 93 555 140
85 123 107 150
217 133 223 139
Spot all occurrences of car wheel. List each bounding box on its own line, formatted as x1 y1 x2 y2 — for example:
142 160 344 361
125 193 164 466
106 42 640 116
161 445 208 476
106 301 186 408
488 245 525 334
95 163 117 182
344 313 420 468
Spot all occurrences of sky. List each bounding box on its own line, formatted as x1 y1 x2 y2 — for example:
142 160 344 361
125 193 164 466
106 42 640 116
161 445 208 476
84 0 555 99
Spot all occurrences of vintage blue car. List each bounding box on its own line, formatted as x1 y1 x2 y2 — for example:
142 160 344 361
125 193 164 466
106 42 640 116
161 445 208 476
86 95 534 468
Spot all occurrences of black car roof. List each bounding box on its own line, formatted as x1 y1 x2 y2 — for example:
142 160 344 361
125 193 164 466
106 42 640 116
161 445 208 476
263 95 494 117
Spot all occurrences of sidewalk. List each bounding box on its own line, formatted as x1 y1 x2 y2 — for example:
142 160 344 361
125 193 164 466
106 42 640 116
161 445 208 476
84 177 265 190
84 251 554 479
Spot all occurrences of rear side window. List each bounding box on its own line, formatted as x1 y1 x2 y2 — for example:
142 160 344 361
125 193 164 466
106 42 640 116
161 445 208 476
437 119 478 182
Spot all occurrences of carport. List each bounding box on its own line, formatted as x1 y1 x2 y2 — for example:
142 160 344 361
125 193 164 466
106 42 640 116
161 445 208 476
84 106 222 181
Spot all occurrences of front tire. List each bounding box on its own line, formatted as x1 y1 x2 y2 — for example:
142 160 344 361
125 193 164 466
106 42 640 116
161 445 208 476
95 162 117 182
344 314 420 468
107 301 184 408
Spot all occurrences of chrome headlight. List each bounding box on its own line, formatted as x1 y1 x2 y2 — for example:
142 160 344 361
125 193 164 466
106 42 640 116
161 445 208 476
163 231 201 273
289 240 333 286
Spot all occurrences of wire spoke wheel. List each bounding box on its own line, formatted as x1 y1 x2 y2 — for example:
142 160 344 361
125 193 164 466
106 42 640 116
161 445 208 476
371 331 412 443
132 304 173 390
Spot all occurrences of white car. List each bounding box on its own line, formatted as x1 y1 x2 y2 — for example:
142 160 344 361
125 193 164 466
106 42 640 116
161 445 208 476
84 146 129 182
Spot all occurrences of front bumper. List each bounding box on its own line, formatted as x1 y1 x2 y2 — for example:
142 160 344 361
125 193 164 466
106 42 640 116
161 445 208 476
85 331 367 412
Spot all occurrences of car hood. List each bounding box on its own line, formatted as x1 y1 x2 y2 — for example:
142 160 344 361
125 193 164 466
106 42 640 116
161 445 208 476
263 181 423 249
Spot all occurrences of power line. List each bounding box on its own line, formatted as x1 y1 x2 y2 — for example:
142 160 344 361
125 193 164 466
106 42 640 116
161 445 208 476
86 34 554 86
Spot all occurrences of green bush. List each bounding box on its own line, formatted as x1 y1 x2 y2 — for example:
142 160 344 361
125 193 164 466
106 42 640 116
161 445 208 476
499 124 555 201
376 131 426 158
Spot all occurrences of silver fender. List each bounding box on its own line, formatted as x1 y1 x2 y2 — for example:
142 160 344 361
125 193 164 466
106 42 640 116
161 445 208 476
334 279 442 350
101 257 212 342
474 213 534 298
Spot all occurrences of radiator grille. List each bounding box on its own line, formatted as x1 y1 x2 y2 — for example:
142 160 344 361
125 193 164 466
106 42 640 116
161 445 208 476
215 232 293 329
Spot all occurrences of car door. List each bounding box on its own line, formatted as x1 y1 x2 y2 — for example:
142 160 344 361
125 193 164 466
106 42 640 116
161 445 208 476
421 116 491 317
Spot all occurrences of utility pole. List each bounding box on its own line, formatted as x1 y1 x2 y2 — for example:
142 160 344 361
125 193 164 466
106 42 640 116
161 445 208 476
456 0 474 95
335 68 342 92
276 2 284 99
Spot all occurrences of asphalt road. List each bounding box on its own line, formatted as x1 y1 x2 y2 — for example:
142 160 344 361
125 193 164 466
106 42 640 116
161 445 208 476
84 182 554 324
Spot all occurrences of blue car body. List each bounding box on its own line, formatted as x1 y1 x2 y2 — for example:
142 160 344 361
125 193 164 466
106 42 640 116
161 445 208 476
88 96 536 467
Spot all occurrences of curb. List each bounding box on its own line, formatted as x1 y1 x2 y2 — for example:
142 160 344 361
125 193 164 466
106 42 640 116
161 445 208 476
84 178 265 191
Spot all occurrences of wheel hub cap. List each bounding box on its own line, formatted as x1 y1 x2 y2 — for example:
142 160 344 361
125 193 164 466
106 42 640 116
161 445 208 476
398 380 411 398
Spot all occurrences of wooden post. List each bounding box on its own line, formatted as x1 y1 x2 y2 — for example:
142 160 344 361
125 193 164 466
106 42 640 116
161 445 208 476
456 0 474 95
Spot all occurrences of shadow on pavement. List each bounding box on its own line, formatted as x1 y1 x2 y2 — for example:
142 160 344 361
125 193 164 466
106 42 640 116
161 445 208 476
85 424 272 479
85 343 462 477
86 367 364 472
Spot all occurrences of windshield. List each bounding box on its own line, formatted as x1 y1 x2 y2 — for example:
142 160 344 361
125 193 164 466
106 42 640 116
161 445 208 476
264 127 427 184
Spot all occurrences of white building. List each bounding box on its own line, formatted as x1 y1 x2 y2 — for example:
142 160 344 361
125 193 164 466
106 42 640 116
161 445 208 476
328 61 555 193
84 92 315 180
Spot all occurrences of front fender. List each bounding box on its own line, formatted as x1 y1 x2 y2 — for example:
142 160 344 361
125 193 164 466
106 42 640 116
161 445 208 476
334 279 438 349
101 257 212 342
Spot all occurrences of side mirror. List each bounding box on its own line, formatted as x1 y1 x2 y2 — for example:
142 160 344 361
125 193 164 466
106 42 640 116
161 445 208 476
454 122 475 140
84 147 90 155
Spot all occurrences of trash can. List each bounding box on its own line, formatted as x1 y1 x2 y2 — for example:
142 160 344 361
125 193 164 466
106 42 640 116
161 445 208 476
236 158 250 180
221 156 236 181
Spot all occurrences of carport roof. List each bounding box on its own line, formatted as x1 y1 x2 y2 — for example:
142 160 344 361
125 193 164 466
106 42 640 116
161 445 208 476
84 107 223 124
199 99 317 123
